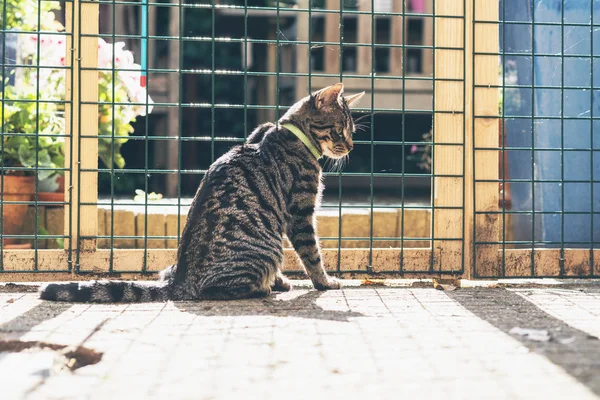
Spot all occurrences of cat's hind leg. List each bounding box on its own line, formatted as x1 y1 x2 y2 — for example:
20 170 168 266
159 264 176 281
197 262 278 300
199 283 271 300
272 270 292 292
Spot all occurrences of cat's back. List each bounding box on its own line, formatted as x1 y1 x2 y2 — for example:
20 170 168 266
194 133 283 214
204 128 280 187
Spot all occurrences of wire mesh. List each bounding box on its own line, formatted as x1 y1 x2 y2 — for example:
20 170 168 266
1 0 470 278
473 0 600 278
0 0 72 273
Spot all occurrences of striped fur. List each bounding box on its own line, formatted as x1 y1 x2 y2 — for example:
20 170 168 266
40 83 364 302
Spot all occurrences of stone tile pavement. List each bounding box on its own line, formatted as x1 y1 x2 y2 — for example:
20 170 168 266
1 281 600 400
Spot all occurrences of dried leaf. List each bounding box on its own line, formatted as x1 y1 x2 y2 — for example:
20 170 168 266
433 278 460 291
361 279 387 287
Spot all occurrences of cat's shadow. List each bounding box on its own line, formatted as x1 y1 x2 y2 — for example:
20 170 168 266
173 289 364 322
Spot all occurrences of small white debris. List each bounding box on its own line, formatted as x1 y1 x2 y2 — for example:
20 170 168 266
557 336 576 345
509 327 551 342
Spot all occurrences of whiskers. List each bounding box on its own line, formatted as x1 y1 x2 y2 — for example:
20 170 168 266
354 122 369 134
352 112 378 135
353 111 379 124
324 154 349 173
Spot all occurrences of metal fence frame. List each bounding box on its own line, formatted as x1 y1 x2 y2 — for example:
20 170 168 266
2 0 595 281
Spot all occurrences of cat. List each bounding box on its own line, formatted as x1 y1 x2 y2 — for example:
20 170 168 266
40 83 364 302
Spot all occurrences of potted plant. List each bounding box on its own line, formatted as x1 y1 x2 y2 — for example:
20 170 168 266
21 25 154 171
38 173 65 202
0 84 65 247
1 0 153 247
10 3 153 192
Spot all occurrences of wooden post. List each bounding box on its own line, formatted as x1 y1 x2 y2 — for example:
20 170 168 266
432 0 466 275
265 24 278 122
357 0 371 75
64 0 99 253
421 1 434 76
390 1 403 76
324 0 341 75
295 0 309 100
472 1 500 277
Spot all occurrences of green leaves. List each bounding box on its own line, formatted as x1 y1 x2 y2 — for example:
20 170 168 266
1 66 65 177
2 1 152 178
1 134 64 179
17 142 35 167
0 0 60 32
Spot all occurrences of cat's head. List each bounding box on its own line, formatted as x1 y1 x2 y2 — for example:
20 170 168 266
307 83 364 159
283 83 364 159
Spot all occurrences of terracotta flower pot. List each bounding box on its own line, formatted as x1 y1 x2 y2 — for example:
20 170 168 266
38 175 65 202
1 175 35 247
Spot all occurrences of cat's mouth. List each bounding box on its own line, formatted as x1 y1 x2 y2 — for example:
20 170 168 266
322 147 351 159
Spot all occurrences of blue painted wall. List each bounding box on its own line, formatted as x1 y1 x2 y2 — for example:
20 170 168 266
502 0 600 247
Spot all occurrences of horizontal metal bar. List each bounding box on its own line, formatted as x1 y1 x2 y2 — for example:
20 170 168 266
82 235 446 241
475 19 600 28
476 83 600 90
0 64 71 71
0 132 71 138
81 134 458 147
0 166 70 173
79 1 463 20
474 274 600 279
0 234 67 239
78 33 463 51
87 202 455 210
476 178 600 183
0 270 72 274
476 147 600 152
79 67 451 83
0 98 70 105
476 210 600 215
476 241 600 245
0 30 72 36
82 168 460 178
0 201 68 206
475 51 600 58
475 115 600 120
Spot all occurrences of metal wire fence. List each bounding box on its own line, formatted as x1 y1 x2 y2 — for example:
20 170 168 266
474 0 600 279
1 0 594 280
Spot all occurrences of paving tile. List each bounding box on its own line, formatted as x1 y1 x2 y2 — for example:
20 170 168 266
0 286 599 399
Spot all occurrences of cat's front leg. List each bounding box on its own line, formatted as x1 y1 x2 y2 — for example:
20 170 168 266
288 215 341 291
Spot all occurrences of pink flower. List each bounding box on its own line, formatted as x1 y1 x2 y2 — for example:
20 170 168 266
98 38 113 67
410 0 425 12
410 145 418 153
115 50 134 68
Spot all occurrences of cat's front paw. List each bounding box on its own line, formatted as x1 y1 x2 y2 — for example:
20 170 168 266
314 277 342 291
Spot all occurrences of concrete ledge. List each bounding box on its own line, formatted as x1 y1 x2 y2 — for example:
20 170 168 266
17 206 434 250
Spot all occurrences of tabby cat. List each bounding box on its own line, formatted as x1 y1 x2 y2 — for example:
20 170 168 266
40 83 364 302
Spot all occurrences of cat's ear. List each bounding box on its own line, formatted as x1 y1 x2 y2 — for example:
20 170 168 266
314 83 344 109
344 91 365 108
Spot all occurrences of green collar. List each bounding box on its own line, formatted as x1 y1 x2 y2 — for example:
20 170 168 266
281 123 322 160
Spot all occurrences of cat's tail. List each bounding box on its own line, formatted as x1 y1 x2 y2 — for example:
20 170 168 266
39 280 172 303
